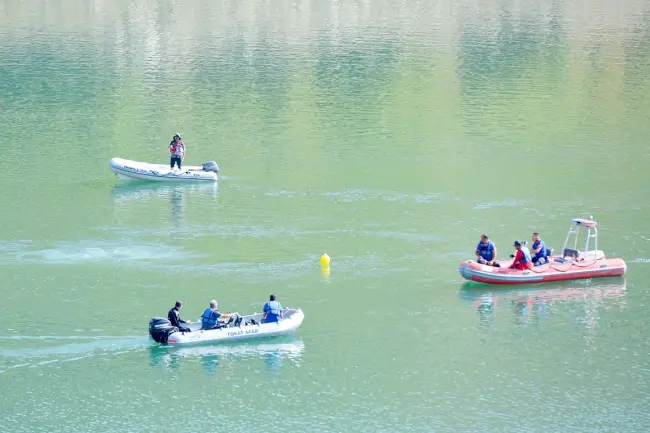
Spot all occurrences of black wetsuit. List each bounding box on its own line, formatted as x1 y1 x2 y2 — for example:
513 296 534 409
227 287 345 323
168 307 189 332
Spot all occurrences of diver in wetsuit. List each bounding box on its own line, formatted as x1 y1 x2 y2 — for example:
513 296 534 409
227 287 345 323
168 300 190 332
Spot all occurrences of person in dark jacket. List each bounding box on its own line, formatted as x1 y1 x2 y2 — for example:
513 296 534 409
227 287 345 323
168 300 190 332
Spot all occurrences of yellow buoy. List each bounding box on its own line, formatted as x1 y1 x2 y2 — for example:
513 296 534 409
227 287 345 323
321 264 331 280
320 253 330 266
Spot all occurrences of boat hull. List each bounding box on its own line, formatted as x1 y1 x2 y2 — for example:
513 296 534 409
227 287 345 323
159 309 305 346
109 157 217 182
458 256 626 285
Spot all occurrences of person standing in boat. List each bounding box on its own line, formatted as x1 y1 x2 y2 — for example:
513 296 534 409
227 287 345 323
530 232 548 266
169 133 185 170
262 295 283 323
475 234 500 267
509 241 533 270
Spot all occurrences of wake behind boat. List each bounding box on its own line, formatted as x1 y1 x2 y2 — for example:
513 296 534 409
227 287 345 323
109 157 219 182
458 218 627 285
148 308 305 346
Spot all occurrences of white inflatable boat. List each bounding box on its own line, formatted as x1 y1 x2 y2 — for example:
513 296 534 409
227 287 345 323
109 158 219 182
148 308 305 346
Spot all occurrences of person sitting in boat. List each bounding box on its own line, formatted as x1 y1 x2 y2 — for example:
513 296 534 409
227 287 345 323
509 240 533 270
200 300 236 330
475 234 500 267
530 232 548 266
168 300 190 332
169 133 185 170
262 295 283 323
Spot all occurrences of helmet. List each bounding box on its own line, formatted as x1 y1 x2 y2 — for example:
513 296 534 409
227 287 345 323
174 132 181 138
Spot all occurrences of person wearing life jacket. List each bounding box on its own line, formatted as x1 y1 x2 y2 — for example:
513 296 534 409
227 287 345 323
262 295 283 323
169 133 186 169
530 232 548 266
475 234 500 267
200 300 235 330
509 240 533 270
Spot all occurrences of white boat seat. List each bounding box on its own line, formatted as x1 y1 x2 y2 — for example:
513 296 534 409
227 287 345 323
556 248 605 263
581 250 605 260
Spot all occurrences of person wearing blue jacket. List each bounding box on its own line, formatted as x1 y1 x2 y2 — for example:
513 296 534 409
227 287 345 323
262 295 283 323
530 232 549 265
475 234 500 267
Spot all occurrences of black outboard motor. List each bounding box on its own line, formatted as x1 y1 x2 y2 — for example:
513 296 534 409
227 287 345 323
148 317 178 344
202 161 219 173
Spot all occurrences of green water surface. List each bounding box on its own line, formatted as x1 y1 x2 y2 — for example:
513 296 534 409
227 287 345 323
1 1 649 432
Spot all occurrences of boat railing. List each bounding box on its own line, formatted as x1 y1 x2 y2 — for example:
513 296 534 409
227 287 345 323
560 216 599 260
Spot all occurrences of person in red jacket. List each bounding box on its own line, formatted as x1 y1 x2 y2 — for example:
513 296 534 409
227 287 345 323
169 133 186 169
509 240 533 270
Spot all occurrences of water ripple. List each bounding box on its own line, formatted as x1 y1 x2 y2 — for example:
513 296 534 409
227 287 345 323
0 239 203 265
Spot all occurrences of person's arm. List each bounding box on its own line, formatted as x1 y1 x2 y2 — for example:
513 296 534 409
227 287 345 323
176 310 187 324
182 143 186 160
262 303 268 320
279 303 284 318
530 243 541 254
219 312 239 321
509 250 522 268
490 244 497 262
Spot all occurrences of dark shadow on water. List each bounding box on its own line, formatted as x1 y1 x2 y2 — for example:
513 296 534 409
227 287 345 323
459 278 627 329
148 335 305 374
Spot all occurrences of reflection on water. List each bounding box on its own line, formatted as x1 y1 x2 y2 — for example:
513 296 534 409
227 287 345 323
110 181 219 203
148 338 305 374
459 279 627 330
111 181 219 226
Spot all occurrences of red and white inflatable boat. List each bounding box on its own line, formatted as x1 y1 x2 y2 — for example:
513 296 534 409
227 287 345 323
458 218 627 285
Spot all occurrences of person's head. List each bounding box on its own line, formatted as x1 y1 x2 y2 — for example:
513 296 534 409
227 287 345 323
174 133 181 141
209 299 217 309
175 300 182 309
514 240 521 250
532 232 540 242
480 234 489 244
269 295 276 302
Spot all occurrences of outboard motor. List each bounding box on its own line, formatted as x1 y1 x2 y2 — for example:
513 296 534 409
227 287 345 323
202 161 219 173
148 317 177 344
